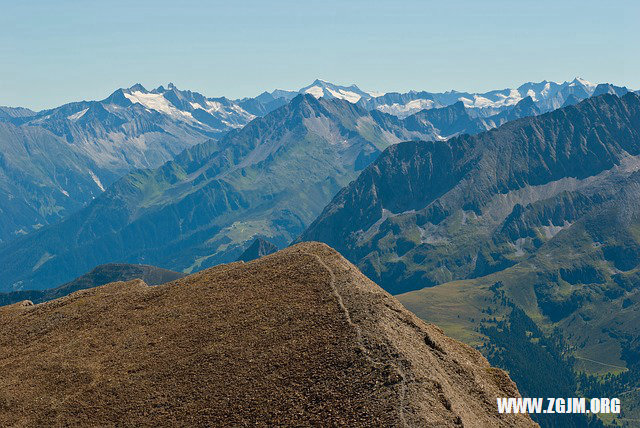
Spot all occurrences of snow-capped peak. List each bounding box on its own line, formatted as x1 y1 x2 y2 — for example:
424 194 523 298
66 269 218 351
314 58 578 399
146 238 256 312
298 79 373 103
303 85 325 98
365 90 386 97
573 77 596 88
127 83 148 93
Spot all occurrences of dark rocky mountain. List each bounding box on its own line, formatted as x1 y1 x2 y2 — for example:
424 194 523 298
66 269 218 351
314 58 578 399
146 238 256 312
237 238 278 262
561 93 582 108
0 242 535 427
235 91 289 116
300 92 640 293
0 84 258 244
592 83 630 98
299 92 640 425
0 263 185 307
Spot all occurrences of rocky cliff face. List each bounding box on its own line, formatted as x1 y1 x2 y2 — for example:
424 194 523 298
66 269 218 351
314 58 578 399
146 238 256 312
0 242 535 427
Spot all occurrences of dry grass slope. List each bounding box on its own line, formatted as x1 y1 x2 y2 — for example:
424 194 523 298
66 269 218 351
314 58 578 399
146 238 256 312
0 242 536 427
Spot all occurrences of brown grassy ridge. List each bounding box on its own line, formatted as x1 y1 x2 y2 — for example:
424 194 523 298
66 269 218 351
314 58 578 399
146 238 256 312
0 242 536 427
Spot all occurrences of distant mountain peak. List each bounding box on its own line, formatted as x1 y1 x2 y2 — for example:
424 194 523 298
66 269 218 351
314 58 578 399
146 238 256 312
127 83 147 93
104 88 133 106
237 238 278 262
568 77 596 93
298 80 370 103
573 76 594 86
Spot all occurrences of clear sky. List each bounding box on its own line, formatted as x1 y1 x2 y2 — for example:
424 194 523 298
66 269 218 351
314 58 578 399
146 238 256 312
1 0 638 110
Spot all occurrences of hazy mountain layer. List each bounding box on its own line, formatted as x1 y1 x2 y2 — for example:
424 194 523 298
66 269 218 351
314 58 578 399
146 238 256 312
359 78 629 118
0 84 259 243
237 238 278 262
0 95 434 291
0 263 184 307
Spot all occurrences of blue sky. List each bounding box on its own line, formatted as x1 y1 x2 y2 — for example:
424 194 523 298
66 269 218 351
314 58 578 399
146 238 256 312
1 0 638 110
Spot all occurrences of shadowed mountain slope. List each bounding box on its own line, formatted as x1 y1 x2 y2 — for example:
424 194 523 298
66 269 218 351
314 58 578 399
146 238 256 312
236 237 278 262
299 93 640 294
0 263 185 307
0 242 535 427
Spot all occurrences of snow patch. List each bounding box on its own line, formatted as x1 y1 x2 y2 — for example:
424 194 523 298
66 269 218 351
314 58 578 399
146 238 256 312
89 171 105 192
67 108 89 121
575 77 596 90
540 221 573 239
124 91 194 121
33 252 55 272
205 100 223 112
326 88 362 103
375 99 435 118
304 86 325 98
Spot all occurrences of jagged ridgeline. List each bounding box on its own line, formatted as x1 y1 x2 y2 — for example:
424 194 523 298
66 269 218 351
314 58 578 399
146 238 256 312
0 78 626 245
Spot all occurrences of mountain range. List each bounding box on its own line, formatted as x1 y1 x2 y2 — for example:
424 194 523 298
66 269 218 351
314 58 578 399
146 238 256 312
0 91 551 292
0 77 629 246
255 77 630 118
299 92 640 426
0 83 262 243
0 242 534 427
293 77 629 118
